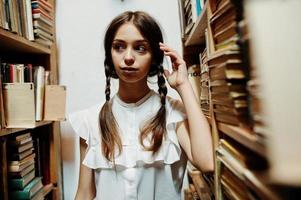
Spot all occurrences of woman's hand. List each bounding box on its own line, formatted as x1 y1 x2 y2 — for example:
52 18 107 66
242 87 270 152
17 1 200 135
159 43 189 91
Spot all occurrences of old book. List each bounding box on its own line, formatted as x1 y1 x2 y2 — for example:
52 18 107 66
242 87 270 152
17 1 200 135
8 163 35 178
211 7 237 34
214 112 248 126
8 169 35 190
9 136 32 146
43 85 66 121
9 141 34 154
213 104 247 116
208 50 241 66
210 61 245 80
211 81 246 94
8 159 35 172
214 22 237 44
215 34 240 52
9 177 43 200
34 66 45 121
9 148 34 161
219 139 267 169
15 133 31 142
3 83 35 128
8 152 35 166
211 91 247 103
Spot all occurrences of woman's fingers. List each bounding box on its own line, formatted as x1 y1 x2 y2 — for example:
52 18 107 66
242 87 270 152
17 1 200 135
160 45 185 65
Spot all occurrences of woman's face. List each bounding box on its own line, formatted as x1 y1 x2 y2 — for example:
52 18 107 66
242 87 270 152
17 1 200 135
111 23 153 84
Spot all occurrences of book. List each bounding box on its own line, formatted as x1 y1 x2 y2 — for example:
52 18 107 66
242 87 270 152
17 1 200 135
9 177 43 200
219 139 267 169
31 187 44 200
8 158 35 172
208 50 241 66
211 81 246 94
43 85 67 121
9 148 34 161
9 141 34 154
8 169 35 190
15 133 31 142
34 66 45 121
8 163 35 178
209 61 245 80
25 0 34 40
8 153 35 166
9 136 32 146
3 83 35 128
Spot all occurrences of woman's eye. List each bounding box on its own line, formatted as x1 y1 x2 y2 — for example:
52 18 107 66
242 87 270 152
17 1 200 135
135 45 147 53
112 44 125 52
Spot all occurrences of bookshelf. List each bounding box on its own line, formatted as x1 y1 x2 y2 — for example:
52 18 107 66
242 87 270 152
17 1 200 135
179 0 301 199
0 0 62 199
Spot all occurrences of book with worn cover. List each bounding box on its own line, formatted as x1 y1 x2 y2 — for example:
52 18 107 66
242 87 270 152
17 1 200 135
8 169 35 190
3 83 35 128
43 85 66 121
9 177 43 199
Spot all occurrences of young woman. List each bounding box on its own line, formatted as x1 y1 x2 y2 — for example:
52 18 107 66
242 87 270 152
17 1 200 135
69 11 213 200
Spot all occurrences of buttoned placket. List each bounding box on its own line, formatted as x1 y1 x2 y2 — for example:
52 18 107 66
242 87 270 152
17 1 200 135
124 107 138 200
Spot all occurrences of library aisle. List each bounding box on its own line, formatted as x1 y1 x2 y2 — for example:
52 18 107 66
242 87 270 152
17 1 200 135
180 0 301 199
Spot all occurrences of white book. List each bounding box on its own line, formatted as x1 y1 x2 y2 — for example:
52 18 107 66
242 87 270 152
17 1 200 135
34 66 45 121
25 0 34 40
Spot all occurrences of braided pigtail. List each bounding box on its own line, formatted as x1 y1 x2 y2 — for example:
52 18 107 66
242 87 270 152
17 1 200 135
99 63 122 162
140 65 167 154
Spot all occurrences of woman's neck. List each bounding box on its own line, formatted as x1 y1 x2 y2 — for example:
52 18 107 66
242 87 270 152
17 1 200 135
118 80 151 103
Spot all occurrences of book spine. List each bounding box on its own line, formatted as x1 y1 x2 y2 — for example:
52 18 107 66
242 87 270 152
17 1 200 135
0 138 9 200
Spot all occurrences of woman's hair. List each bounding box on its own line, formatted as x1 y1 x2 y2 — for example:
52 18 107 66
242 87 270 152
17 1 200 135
99 11 167 162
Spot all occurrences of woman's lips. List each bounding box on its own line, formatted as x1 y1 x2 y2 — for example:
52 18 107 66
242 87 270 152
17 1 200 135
121 67 138 74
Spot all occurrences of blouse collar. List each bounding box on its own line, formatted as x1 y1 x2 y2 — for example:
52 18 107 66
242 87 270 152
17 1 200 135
114 90 154 108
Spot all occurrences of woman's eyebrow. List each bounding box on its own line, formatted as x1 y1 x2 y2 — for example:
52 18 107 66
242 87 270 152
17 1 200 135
113 39 149 43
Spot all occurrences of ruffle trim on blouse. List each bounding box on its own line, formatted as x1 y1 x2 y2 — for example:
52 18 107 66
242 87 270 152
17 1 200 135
82 135 181 169
82 118 184 169
68 98 187 169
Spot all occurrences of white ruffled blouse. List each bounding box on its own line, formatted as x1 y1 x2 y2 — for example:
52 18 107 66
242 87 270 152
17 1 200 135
69 90 188 200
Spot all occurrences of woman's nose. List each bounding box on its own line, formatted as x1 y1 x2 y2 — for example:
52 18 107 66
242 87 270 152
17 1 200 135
124 48 135 66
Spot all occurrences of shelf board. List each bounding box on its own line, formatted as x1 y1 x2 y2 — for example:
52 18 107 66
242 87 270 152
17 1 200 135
217 123 266 157
43 183 55 196
0 121 53 137
0 28 51 54
184 2 208 47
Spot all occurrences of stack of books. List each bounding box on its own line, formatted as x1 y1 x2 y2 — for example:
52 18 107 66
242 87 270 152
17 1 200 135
199 47 210 118
217 137 270 200
240 20 267 141
31 0 54 47
182 0 203 36
7 132 44 200
208 0 250 127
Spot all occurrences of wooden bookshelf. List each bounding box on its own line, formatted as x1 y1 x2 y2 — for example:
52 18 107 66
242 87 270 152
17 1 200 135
184 1 208 46
43 183 55 196
217 122 266 157
217 151 280 200
0 0 62 199
178 0 301 199
0 121 53 137
0 29 51 54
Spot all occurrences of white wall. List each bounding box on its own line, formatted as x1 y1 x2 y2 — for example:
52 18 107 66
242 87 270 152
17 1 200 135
56 0 185 199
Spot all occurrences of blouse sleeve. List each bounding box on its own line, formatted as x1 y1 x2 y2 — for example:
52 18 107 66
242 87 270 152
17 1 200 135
164 97 187 164
68 109 91 146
